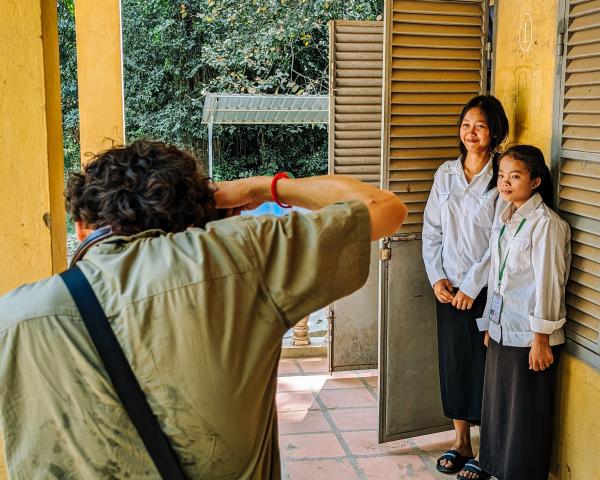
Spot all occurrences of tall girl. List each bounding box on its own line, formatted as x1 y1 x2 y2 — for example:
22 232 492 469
473 145 571 480
422 95 509 474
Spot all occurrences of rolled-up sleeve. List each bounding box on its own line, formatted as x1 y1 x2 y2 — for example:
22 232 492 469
422 174 446 287
529 218 570 334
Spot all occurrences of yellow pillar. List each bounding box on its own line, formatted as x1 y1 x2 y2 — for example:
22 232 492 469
75 0 125 162
492 0 559 160
0 1 67 294
0 0 67 475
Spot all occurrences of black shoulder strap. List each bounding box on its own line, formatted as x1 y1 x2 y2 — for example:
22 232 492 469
60 266 186 480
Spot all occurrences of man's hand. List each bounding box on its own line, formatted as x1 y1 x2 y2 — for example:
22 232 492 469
529 333 553 372
433 279 454 303
484 331 489 347
452 290 474 310
214 177 270 213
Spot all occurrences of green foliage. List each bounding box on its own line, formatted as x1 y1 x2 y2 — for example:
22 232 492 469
120 0 382 179
58 0 80 178
58 0 383 183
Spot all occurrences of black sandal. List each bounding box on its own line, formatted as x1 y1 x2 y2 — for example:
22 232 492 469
457 459 491 479
436 449 472 474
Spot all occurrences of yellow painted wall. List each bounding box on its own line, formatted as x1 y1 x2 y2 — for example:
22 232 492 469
75 0 125 161
551 354 600 480
495 2 600 479
493 0 559 160
0 0 67 476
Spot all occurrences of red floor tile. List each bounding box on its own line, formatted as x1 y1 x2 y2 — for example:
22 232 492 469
341 430 414 456
278 410 331 435
357 455 437 479
276 391 317 411
298 357 330 374
412 429 455 451
278 375 327 393
279 359 302 375
328 407 378 431
285 458 358 480
320 376 365 390
318 387 377 409
280 433 346 459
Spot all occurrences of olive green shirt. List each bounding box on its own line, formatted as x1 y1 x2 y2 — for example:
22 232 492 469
0 201 370 479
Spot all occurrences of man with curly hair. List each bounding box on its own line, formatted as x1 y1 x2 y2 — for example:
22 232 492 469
0 139 406 479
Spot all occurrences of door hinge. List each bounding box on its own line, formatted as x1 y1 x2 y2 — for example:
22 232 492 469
379 246 391 261
485 41 492 62
557 32 565 57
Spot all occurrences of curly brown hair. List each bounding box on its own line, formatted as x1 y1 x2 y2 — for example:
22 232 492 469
65 140 217 233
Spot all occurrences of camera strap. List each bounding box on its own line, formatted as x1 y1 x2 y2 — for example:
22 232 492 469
60 266 186 480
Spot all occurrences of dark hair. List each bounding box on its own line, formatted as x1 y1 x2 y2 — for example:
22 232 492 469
65 139 217 233
498 145 555 209
458 95 509 159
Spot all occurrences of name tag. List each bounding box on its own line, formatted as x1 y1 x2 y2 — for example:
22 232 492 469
489 291 503 325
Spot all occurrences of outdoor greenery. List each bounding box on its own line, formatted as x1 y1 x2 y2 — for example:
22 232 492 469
58 0 382 181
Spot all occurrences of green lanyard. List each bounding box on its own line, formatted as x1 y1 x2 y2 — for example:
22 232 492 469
497 218 527 290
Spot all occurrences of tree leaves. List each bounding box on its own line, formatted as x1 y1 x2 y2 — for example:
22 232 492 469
58 0 382 180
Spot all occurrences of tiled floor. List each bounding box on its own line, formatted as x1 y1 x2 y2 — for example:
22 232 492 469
278 357 481 480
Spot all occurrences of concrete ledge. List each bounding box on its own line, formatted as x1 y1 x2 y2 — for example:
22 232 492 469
281 335 326 359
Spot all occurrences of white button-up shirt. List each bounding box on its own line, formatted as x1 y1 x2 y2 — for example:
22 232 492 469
476 193 571 347
422 158 503 298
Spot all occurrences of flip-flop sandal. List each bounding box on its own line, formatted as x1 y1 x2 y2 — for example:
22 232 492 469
456 459 491 479
436 449 472 474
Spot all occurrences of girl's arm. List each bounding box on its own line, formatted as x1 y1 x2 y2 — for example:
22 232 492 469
422 172 453 302
528 217 571 371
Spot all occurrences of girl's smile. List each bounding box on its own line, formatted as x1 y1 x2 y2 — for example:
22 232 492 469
460 107 491 154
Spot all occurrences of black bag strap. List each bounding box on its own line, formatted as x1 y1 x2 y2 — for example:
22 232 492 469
60 266 186 480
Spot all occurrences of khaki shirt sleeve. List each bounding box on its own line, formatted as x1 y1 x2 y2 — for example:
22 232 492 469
240 200 371 328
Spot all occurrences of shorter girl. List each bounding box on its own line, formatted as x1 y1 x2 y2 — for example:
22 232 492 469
471 145 571 480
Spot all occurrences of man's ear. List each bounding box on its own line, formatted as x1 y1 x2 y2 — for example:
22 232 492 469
75 220 93 242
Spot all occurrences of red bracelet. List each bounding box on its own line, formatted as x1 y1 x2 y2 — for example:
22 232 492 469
271 172 293 208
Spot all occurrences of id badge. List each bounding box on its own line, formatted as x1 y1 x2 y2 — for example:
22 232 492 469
488 291 503 325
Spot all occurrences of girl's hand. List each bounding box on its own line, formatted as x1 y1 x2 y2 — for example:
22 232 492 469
529 333 553 372
484 331 489 347
452 290 474 310
433 279 454 303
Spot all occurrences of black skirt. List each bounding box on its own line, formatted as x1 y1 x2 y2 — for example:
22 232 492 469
436 288 487 424
479 339 561 480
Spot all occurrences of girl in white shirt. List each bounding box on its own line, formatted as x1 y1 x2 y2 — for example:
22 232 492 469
422 95 508 475
472 145 571 480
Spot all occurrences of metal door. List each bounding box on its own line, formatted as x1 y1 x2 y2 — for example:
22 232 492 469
328 20 383 371
378 0 488 442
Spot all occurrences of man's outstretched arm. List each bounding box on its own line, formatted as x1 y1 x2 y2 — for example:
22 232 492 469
214 175 407 241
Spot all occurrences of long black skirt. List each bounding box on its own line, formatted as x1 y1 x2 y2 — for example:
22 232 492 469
436 288 487 424
479 339 561 480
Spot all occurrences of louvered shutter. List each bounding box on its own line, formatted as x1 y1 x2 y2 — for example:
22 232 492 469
560 0 600 355
329 20 383 185
382 0 487 233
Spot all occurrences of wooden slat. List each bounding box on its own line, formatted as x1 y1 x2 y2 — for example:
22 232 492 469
559 199 600 219
383 0 484 234
394 0 482 16
329 21 383 184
